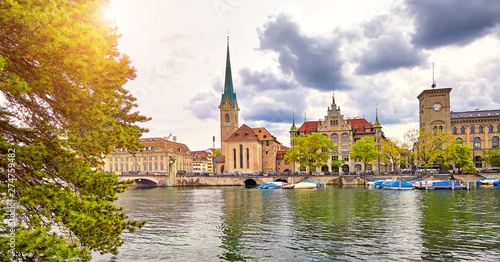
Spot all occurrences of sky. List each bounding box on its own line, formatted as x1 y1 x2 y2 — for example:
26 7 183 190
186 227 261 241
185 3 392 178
105 0 500 151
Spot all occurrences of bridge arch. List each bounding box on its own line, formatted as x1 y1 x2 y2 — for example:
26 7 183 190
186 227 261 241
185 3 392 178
135 178 158 187
275 178 288 183
244 179 257 187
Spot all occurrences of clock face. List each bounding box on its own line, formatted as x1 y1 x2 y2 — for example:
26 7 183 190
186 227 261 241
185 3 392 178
221 101 232 111
433 102 442 111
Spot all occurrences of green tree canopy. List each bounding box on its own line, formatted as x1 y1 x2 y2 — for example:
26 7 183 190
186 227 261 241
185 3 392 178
443 140 476 173
0 1 149 261
284 133 336 173
381 137 405 172
405 128 454 171
350 136 382 172
482 147 500 168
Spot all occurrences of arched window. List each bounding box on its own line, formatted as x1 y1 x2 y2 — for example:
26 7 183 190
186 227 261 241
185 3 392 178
433 126 437 134
471 126 475 133
366 164 372 171
493 136 499 148
233 149 236 168
439 126 443 132
225 114 230 123
474 156 482 168
456 138 463 146
489 125 494 132
479 126 484 133
239 144 243 168
473 137 481 149
246 148 250 168
341 133 349 143
461 126 465 134
452 127 457 134
354 164 362 171
331 134 338 143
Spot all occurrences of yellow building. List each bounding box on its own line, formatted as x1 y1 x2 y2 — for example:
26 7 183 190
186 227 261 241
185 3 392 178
418 87 500 169
103 137 192 175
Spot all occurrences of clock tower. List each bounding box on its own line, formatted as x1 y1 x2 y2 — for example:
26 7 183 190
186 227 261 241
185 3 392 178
417 87 452 134
219 36 239 145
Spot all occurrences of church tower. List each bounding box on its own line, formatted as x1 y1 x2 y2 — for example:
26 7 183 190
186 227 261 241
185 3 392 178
417 87 452 134
219 36 239 147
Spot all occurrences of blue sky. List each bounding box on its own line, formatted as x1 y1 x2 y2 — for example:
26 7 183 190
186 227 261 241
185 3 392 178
106 0 500 150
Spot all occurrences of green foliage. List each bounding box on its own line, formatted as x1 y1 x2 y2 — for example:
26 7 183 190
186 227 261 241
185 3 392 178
381 137 404 172
0 0 148 260
214 148 222 155
444 140 476 173
407 128 453 170
350 137 382 172
284 133 336 173
482 147 500 167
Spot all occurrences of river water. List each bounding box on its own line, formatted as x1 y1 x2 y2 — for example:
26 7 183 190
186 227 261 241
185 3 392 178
92 185 500 261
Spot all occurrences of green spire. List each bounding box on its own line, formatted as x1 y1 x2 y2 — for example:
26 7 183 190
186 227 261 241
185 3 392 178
220 35 236 106
290 110 297 132
373 104 381 128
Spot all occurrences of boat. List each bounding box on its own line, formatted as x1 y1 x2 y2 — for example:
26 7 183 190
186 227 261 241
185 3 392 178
431 180 465 189
494 180 500 187
380 181 414 190
373 179 395 188
293 180 321 189
257 182 286 189
366 179 384 187
476 178 500 186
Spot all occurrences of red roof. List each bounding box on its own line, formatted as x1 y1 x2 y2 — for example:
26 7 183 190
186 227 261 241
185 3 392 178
297 121 322 135
346 119 374 134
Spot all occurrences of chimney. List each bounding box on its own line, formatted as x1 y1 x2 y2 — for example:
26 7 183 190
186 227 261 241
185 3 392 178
173 136 177 142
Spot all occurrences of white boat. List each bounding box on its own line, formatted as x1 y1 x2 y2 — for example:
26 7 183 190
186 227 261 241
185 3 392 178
476 178 500 186
294 181 321 189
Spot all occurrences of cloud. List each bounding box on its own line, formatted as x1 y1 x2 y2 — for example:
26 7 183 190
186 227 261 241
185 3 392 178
356 31 427 75
255 13 345 91
185 89 220 120
406 0 500 49
239 68 297 91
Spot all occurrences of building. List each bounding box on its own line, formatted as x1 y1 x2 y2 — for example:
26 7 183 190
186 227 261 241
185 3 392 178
418 87 500 169
217 37 283 173
103 137 192 175
192 149 214 174
290 93 386 174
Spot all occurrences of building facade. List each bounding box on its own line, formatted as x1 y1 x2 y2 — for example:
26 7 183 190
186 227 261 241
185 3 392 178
290 94 386 174
418 87 500 168
103 137 192 175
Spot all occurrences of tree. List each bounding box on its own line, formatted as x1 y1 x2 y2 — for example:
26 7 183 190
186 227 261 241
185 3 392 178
0 1 149 261
350 136 382 173
482 147 500 167
443 140 476 173
284 133 336 174
406 128 453 172
381 137 404 172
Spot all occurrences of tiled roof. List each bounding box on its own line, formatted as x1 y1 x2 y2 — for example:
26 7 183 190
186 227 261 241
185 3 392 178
347 118 375 134
225 124 259 141
451 110 500 119
253 127 277 141
131 137 191 153
297 121 322 135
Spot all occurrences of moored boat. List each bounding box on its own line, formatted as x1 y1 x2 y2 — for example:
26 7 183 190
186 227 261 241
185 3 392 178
294 180 321 189
257 182 286 189
380 181 414 190
476 178 500 186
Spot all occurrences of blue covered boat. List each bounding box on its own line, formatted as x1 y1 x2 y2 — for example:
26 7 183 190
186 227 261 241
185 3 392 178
476 178 500 186
493 180 500 187
431 180 465 189
257 182 285 189
380 181 414 190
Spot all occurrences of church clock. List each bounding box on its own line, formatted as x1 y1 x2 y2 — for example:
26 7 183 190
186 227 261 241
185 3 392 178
221 101 232 111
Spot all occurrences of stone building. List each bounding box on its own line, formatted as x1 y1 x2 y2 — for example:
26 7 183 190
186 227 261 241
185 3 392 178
217 37 282 173
418 87 500 168
290 94 386 174
192 149 214 174
103 137 192 175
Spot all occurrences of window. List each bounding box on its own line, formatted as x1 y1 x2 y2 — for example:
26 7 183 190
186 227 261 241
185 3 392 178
493 136 499 148
471 126 475 133
489 125 494 132
143 164 146 171
439 126 443 132
125 165 129 171
342 146 349 152
266 141 270 146
366 164 372 171
233 149 237 168
331 134 338 143
149 163 152 171
474 156 482 168
461 127 465 134
225 114 230 123
473 137 481 149
161 156 164 160
149 156 152 161
332 156 338 161
239 145 243 168
155 156 158 160
456 138 463 146
120 164 123 171
479 126 483 133
246 148 249 168
110 166 113 172
109 158 113 162
155 163 158 171
355 164 362 171
341 133 348 143
498 125 500 132
433 126 437 134
452 127 457 134
342 155 349 162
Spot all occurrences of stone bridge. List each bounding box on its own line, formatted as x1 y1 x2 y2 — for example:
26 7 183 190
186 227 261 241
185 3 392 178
118 173 350 187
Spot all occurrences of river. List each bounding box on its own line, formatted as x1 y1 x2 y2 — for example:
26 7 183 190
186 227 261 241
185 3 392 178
92 185 500 261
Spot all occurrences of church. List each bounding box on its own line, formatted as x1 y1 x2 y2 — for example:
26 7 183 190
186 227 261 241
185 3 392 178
217 37 282 174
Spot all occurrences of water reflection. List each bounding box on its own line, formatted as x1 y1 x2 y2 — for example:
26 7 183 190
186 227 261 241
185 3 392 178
92 186 500 261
